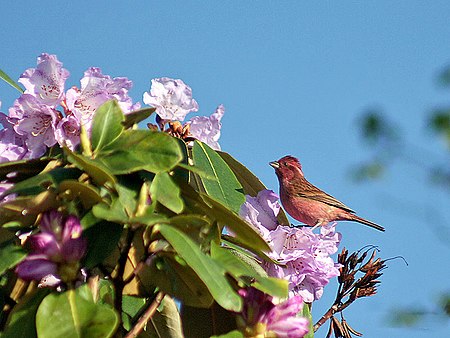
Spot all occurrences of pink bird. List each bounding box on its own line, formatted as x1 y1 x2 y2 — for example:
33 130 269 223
270 155 385 231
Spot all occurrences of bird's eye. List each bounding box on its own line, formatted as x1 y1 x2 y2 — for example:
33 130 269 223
283 162 288 167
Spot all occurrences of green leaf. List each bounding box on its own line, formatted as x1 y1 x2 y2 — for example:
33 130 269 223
221 234 280 267
302 304 314 338
0 240 27 275
210 242 288 298
150 172 184 213
0 69 23 93
83 220 123 268
182 304 239 338
92 202 127 224
97 130 183 174
0 191 59 226
0 158 52 182
122 295 146 319
91 100 125 155
192 141 245 214
210 241 266 278
2 289 49 338
36 286 119 338
91 180 167 225
65 147 116 186
177 163 217 180
144 296 184 338
122 107 156 129
147 254 214 308
200 193 270 253
2 167 80 197
158 224 242 312
218 151 266 196
168 214 211 244
211 331 243 338
219 151 290 225
57 180 103 209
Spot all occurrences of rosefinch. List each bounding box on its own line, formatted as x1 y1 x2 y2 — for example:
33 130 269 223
270 155 385 232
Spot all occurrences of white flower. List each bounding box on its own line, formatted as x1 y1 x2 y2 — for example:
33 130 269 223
143 77 198 121
189 104 224 150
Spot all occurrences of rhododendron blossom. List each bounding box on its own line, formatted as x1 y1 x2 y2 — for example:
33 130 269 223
143 77 198 121
0 112 27 163
237 287 309 338
189 104 224 150
0 54 140 155
240 189 342 302
66 67 140 133
19 53 69 106
9 94 58 157
16 210 87 287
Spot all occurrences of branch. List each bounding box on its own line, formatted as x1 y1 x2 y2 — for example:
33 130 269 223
125 291 165 338
314 247 387 336
113 228 135 315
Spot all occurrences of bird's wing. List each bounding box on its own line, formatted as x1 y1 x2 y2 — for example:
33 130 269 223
294 180 355 214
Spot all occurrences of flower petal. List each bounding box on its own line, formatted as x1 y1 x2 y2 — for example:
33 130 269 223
16 255 57 281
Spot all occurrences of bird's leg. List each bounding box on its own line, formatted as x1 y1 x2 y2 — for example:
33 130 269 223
311 221 324 231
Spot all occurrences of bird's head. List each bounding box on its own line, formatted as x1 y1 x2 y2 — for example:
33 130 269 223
269 155 304 181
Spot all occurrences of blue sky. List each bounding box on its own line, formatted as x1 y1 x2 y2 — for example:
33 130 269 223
1 1 450 337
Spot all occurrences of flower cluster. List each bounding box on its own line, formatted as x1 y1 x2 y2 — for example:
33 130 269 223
0 54 225 164
16 210 87 287
144 77 224 150
236 287 309 338
1 54 139 159
240 189 342 302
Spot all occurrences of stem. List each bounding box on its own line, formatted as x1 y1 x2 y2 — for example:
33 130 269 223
313 300 354 332
314 304 338 332
125 292 165 338
114 228 135 316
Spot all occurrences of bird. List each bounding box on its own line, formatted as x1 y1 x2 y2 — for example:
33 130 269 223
269 155 385 232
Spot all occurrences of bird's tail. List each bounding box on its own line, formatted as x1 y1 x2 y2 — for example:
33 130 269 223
350 215 385 232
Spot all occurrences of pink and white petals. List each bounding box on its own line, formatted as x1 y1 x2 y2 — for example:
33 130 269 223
188 104 224 150
9 94 59 158
240 189 342 303
19 53 69 107
143 77 199 121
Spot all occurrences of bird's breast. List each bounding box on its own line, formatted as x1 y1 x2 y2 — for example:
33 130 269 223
280 191 335 227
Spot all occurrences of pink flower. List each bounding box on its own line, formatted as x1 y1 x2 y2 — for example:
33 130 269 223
9 94 58 158
0 112 28 163
264 224 341 302
237 287 309 338
240 189 281 231
16 210 87 287
19 53 69 107
143 77 198 121
66 67 139 133
240 190 342 302
55 115 81 150
188 104 224 150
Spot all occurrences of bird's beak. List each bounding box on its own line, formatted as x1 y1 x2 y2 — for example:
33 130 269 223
269 161 279 169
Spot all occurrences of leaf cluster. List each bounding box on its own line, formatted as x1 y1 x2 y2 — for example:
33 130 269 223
0 100 287 338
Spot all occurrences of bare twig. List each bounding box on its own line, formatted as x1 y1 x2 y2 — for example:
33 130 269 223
125 291 165 338
314 247 387 336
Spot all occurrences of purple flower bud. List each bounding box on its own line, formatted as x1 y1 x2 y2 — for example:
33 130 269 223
15 254 58 282
237 287 309 338
16 211 87 287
